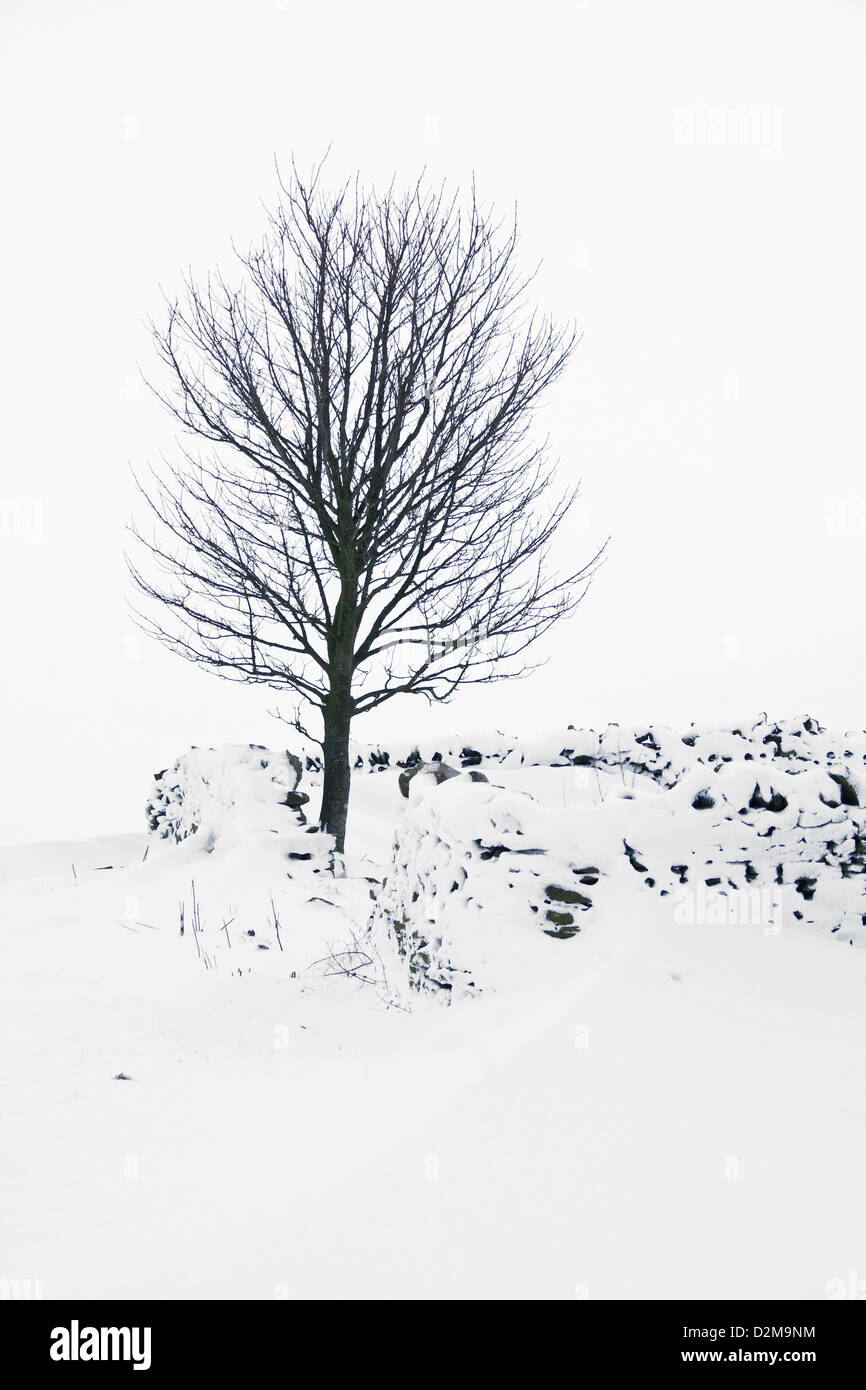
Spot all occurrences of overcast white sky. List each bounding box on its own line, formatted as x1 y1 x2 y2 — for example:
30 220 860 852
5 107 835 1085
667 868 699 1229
1 0 864 843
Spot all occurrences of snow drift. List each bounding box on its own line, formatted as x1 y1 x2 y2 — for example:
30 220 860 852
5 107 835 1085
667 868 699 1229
5 715 866 1299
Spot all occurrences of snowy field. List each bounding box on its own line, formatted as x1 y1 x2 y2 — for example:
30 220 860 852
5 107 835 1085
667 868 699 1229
2 719 866 1300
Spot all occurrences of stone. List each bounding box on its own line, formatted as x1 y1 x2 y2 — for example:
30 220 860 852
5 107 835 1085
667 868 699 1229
828 772 859 807
545 908 574 926
399 761 461 798
544 909 580 938
545 884 592 908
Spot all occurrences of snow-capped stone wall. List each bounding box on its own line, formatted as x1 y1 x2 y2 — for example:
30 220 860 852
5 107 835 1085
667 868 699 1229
147 717 866 992
355 713 866 794
371 715 866 996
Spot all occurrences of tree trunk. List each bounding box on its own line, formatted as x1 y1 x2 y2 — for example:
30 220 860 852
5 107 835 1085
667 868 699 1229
319 674 353 855
319 544 358 856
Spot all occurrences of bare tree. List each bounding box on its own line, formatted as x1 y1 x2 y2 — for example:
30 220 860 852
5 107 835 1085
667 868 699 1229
129 162 604 854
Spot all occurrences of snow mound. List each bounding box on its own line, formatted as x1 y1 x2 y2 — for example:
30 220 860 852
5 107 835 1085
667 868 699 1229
146 743 331 862
370 776 606 998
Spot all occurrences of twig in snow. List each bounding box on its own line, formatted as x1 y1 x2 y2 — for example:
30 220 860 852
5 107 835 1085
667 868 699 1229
594 765 606 804
189 882 202 958
306 948 377 983
269 897 283 951
188 882 212 967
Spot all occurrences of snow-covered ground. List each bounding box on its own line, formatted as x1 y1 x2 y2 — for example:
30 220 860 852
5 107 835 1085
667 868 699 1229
2 721 866 1299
